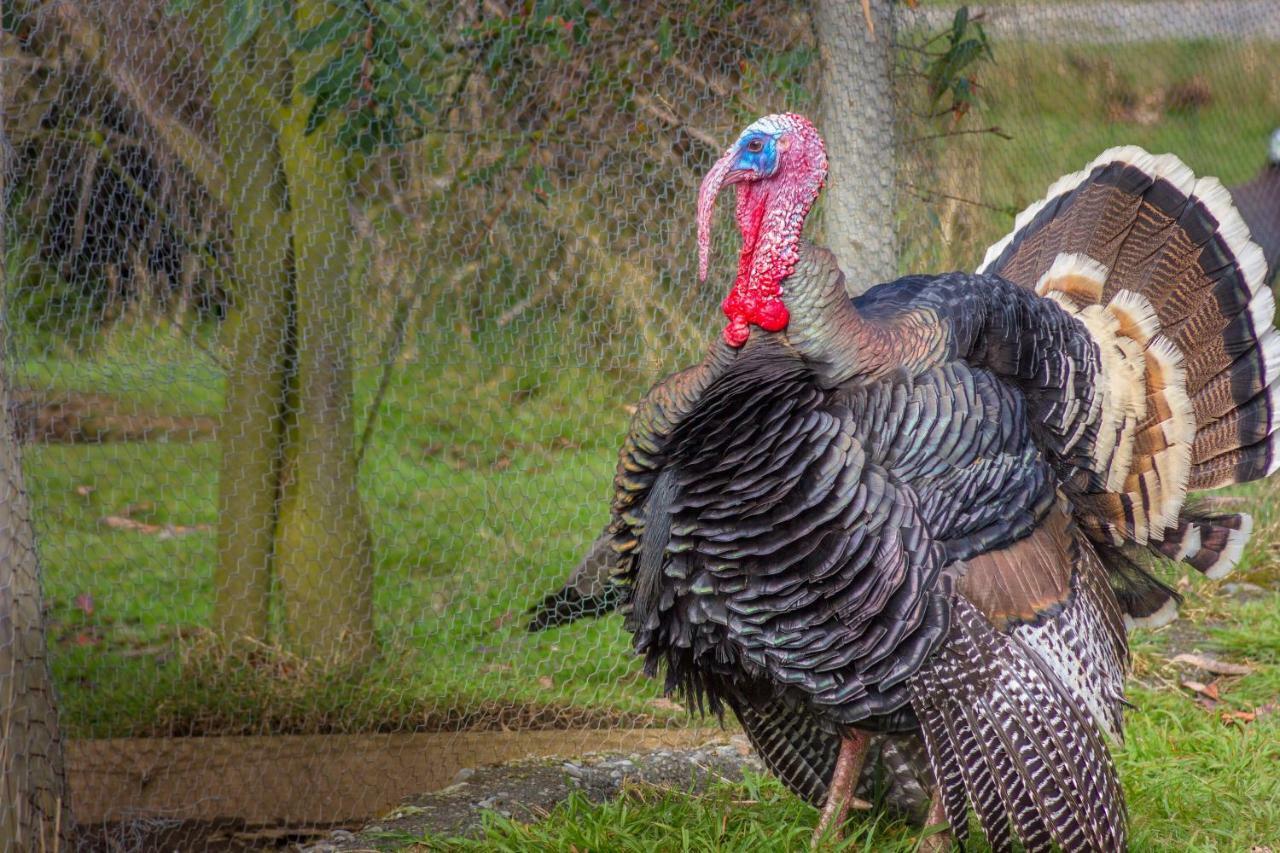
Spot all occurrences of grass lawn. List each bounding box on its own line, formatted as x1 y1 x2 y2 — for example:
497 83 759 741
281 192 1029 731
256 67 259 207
9 33 1280 848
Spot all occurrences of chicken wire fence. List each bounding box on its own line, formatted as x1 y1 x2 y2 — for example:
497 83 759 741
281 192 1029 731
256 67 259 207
1 0 1278 845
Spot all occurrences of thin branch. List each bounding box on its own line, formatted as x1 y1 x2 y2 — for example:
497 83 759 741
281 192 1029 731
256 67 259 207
904 182 1016 215
631 92 719 150
641 39 761 114
906 125 1012 144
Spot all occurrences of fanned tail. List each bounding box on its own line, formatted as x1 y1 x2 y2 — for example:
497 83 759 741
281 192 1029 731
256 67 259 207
909 597 1126 853
980 146 1279 608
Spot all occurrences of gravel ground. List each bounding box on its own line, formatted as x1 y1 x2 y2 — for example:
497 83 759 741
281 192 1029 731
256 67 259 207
302 737 766 850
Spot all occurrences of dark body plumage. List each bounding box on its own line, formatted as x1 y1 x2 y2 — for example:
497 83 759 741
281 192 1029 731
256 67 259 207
1229 129 1280 284
623 275 1065 725
531 145 1280 850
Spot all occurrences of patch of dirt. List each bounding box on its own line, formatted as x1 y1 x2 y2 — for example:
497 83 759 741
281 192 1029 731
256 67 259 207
9 389 217 443
417 701 663 733
302 738 765 850
74 818 345 852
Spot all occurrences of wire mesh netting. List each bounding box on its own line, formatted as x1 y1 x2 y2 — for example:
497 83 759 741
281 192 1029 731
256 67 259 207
2 0 1279 848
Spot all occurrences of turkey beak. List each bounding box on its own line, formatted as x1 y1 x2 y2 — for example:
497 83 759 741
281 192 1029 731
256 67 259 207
697 146 751 282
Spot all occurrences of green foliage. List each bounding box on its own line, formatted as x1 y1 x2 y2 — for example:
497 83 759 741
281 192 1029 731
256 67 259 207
925 6 995 118
206 0 445 152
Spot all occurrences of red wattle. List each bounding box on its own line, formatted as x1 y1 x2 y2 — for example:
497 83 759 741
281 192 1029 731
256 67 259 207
754 300 789 332
723 316 750 347
721 285 789 347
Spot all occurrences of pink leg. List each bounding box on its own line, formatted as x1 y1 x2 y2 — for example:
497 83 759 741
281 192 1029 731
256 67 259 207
811 731 873 847
918 786 952 852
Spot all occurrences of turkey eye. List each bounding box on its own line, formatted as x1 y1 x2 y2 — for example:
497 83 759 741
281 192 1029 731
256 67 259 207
746 138 765 153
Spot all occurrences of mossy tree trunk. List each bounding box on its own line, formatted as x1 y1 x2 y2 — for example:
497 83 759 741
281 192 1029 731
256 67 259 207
201 15 294 644
273 0 375 662
198 0 375 663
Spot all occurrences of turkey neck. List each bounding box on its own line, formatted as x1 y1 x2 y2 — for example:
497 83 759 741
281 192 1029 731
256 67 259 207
775 240 895 387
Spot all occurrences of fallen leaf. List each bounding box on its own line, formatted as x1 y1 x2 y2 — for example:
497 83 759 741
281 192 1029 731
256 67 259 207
100 515 161 534
1176 573 1191 592
1169 653 1254 676
538 675 554 689
1181 679 1221 701
74 484 95 497
98 516 212 537
1221 710 1256 725
74 632 98 646
1254 702 1278 721
649 697 684 713
75 594 94 616
120 501 155 518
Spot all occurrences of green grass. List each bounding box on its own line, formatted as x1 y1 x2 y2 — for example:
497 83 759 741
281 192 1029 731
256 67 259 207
398 772 935 852
29 323 676 737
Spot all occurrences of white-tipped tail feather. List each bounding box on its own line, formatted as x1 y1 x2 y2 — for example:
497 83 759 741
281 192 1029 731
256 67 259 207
1203 513 1252 580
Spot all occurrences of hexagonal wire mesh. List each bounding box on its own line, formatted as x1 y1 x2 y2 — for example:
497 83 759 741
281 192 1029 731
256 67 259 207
1 0 1278 848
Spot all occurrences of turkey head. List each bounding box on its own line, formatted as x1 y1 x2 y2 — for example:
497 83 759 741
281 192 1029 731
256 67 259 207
697 113 828 347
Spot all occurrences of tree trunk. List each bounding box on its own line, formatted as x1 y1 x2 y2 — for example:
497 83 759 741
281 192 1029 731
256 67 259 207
199 2 374 662
814 0 898 292
272 0 376 664
0 85 73 853
199 8 294 644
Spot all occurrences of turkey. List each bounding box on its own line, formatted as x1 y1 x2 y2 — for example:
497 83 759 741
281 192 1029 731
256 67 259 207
1229 127 1280 284
530 113 1279 851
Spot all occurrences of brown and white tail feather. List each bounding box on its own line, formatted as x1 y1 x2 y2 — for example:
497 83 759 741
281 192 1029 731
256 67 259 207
1156 510 1253 580
981 146 1280 603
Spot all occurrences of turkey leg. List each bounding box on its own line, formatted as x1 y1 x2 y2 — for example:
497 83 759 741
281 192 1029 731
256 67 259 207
919 786 952 852
810 730 873 847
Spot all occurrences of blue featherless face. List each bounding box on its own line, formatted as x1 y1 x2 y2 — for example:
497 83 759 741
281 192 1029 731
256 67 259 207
732 131 781 179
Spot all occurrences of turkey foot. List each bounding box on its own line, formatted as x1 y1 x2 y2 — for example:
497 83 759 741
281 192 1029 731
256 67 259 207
810 731 872 848
918 786 952 852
